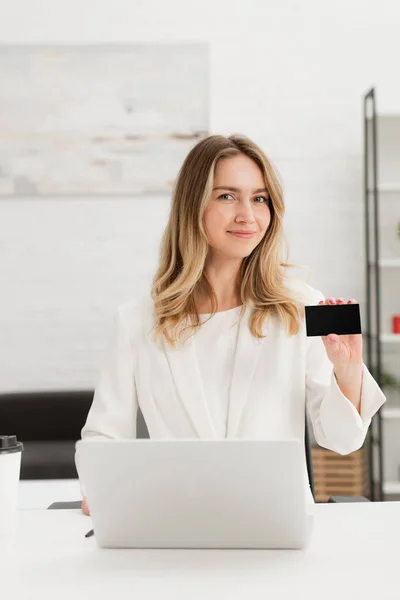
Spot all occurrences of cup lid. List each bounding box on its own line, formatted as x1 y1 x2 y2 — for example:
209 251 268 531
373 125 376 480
0 435 23 453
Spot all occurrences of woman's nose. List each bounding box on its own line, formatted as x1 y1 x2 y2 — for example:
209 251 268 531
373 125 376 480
235 202 255 222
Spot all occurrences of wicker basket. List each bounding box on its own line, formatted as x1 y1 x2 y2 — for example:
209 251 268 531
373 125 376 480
311 445 369 502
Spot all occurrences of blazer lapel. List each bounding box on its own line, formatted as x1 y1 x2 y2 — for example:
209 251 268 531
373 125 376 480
162 303 265 440
226 303 265 438
163 332 218 439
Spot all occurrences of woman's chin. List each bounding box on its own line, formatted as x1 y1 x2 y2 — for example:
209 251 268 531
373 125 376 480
223 250 255 260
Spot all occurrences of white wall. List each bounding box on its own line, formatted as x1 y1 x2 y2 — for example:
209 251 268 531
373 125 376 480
1 0 400 391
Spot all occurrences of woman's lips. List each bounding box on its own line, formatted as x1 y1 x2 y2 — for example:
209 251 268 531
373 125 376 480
228 231 256 238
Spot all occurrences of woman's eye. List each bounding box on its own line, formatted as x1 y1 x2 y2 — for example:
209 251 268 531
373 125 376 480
217 194 269 204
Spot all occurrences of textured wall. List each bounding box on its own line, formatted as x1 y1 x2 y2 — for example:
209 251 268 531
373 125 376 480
1 0 400 391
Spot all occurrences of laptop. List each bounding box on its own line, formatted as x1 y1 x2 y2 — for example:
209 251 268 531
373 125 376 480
75 438 314 549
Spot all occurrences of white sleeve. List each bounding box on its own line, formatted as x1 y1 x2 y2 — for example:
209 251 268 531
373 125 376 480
305 289 386 455
75 306 138 495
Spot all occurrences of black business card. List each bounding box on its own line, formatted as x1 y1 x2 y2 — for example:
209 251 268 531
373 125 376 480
305 303 362 337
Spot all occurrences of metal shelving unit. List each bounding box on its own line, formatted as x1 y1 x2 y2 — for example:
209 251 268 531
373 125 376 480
364 87 400 501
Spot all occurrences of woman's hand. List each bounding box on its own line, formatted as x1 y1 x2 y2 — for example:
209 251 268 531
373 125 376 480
318 297 363 412
82 496 90 516
318 297 363 369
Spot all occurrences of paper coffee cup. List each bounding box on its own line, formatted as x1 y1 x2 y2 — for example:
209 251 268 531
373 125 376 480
0 435 24 536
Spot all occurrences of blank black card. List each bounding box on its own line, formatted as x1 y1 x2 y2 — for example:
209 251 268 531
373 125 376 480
305 303 362 337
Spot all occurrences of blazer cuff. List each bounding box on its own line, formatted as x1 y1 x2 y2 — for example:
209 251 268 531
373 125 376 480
320 364 386 454
334 363 386 426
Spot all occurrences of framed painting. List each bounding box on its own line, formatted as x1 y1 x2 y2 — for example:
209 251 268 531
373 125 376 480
0 43 209 196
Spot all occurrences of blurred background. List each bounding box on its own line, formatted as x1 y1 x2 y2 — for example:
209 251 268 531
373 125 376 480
0 0 399 506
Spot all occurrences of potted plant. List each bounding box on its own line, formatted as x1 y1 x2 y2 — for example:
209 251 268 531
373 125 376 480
379 371 400 393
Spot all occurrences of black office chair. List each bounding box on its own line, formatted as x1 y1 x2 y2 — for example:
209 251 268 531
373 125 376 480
0 390 149 480
0 390 94 479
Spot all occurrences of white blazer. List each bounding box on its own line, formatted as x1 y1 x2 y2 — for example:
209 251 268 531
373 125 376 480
78 280 386 502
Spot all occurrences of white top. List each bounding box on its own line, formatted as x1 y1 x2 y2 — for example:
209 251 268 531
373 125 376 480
195 306 242 437
2 503 400 599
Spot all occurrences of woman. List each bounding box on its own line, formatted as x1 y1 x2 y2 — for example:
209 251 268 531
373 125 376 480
78 134 386 516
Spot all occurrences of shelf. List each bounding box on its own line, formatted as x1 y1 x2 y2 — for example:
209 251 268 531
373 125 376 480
381 407 400 419
378 112 400 118
380 334 400 343
368 183 400 193
369 259 400 268
367 112 400 120
383 481 400 495
364 88 400 502
366 334 400 344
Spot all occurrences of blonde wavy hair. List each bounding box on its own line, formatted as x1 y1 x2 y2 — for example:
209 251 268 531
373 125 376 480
150 134 308 347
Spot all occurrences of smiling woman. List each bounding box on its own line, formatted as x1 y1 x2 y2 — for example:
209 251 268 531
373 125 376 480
77 133 386 517
151 134 305 346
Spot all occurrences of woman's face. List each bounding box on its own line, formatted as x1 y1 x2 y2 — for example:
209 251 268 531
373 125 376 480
203 153 271 260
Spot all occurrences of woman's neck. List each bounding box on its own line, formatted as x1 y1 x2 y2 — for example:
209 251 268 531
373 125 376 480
194 284 242 314
193 256 243 313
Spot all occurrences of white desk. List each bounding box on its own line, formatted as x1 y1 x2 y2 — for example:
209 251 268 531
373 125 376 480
18 479 81 510
0 502 399 600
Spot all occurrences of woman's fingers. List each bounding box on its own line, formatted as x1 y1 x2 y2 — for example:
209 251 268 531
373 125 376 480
318 297 357 306
82 496 90 516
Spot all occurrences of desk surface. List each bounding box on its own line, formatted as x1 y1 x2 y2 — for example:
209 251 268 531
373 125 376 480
1 502 399 600
18 479 81 510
